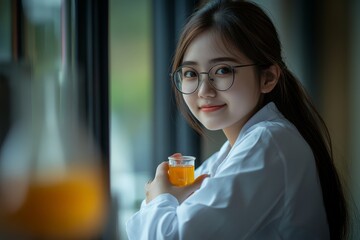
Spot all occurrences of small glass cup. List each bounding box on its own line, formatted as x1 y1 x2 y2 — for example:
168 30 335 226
168 156 196 187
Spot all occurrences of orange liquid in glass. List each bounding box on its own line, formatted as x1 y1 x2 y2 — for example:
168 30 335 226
168 165 195 186
0 166 107 239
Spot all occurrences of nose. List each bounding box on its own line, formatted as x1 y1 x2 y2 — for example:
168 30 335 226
197 73 216 98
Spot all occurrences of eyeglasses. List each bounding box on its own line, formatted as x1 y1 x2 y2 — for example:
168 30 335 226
171 63 258 94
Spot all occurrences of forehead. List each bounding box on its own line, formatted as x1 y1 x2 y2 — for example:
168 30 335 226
182 30 248 64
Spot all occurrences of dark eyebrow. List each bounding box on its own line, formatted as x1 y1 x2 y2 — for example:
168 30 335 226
181 61 197 66
181 57 239 67
209 57 239 64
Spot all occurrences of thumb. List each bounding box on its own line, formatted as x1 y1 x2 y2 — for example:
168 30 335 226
177 174 209 203
185 174 210 192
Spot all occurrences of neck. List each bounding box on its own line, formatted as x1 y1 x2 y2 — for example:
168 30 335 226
223 104 262 146
223 123 244 147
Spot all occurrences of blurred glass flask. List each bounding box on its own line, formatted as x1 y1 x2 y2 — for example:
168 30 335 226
0 69 107 239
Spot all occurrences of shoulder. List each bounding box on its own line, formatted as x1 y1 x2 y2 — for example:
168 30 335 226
240 118 311 154
233 118 315 173
235 102 309 153
226 118 313 168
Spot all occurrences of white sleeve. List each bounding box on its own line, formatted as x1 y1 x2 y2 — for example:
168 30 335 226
126 129 285 240
126 194 180 240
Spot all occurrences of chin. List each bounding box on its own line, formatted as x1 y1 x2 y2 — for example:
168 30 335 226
194 115 227 131
201 122 224 131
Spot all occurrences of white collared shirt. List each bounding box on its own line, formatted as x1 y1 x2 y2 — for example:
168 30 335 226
126 102 329 240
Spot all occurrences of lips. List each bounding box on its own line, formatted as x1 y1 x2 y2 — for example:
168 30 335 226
199 104 226 112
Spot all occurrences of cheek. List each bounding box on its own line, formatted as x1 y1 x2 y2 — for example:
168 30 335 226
233 74 261 97
182 95 197 113
227 80 262 109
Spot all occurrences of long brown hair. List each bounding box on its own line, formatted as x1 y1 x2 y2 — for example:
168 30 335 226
171 0 348 239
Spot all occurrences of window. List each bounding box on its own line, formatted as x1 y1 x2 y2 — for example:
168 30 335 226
109 0 152 238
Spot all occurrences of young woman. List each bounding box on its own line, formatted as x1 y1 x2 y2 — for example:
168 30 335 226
126 0 349 239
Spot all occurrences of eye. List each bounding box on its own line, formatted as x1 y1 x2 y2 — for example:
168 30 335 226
215 66 232 75
182 69 197 79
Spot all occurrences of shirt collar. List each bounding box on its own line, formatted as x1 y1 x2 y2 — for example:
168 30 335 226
237 102 284 140
216 102 284 156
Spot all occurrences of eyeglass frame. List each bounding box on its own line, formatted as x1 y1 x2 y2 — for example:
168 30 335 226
171 63 259 94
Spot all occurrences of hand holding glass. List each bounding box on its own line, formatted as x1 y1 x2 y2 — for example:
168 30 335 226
168 156 195 186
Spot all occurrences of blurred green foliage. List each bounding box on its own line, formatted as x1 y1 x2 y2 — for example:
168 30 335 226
110 0 152 122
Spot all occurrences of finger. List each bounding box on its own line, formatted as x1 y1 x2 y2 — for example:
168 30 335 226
155 161 169 177
144 182 149 192
144 179 152 191
194 174 210 184
170 153 183 158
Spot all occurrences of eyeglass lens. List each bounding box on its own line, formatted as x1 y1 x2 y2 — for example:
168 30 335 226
173 64 234 94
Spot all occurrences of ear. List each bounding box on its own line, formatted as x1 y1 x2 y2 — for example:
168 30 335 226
260 64 280 93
